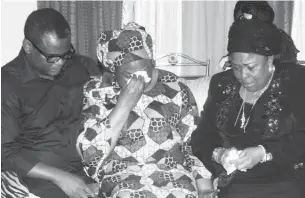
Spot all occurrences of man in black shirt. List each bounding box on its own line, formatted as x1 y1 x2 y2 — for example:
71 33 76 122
2 8 101 198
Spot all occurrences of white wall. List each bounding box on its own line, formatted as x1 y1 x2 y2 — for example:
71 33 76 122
1 0 37 66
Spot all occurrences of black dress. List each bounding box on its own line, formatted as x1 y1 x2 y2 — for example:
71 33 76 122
191 63 305 198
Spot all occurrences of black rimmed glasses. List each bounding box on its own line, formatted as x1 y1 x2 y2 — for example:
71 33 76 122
28 40 75 63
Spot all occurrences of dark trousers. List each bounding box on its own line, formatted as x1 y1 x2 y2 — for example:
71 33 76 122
292 167 305 195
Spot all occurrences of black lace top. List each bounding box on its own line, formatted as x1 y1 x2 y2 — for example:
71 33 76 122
191 63 305 184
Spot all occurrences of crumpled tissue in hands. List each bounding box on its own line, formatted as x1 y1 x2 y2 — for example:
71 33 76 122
222 149 242 175
127 71 151 84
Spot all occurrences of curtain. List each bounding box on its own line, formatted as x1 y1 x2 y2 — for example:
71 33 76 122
122 0 237 75
122 0 182 61
122 0 296 75
37 1 122 61
291 0 305 61
123 0 233 75
181 1 237 75
268 1 294 34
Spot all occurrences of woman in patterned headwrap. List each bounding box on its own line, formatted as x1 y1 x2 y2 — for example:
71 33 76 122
76 22 215 198
191 16 305 198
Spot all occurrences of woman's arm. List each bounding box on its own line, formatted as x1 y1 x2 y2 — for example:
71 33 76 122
191 76 224 177
235 66 305 171
234 128 305 171
77 75 144 181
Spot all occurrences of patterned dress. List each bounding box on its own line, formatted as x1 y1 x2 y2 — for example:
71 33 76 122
77 70 211 198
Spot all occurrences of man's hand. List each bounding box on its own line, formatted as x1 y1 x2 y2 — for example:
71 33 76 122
54 171 96 198
233 146 265 171
27 163 97 198
196 178 219 198
198 190 218 198
87 183 100 196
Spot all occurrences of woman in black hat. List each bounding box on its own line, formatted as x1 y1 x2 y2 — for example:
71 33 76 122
191 16 305 198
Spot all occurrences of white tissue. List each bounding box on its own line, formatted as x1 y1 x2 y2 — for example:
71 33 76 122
127 71 151 84
223 149 242 175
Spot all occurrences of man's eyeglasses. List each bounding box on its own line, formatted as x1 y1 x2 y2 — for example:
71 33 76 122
29 40 75 63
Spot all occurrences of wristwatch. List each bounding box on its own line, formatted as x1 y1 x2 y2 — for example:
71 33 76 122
258 145 273 163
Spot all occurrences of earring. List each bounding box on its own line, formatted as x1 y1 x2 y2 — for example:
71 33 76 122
268 64 275 73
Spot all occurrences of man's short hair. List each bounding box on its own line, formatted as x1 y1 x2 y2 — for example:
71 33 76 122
24 8 71 44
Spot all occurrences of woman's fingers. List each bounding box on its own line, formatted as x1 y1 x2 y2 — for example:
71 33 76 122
236 157 251 170
127 75 138 87
238 150 247 158
71 189 88 198
83 185 96 198
87 183 99 195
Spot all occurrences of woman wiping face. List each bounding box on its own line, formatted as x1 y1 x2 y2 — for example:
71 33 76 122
78 22 214 198
97 23 158 93
116 59 155 92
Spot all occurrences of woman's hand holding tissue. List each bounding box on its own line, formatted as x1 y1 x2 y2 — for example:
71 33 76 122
117 75 145 110
220 148 242 174
232 146 266 171
213 146 266 173
213 147 239 174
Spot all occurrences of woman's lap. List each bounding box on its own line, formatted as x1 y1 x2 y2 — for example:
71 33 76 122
100 169 199 198
223 180 302 198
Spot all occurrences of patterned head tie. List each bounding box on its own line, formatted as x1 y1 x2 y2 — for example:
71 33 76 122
97 22 153 73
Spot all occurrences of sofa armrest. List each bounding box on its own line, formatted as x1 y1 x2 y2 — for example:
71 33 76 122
183 76 211 113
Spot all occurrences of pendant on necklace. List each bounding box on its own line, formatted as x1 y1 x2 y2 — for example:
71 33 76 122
240 111 246 129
